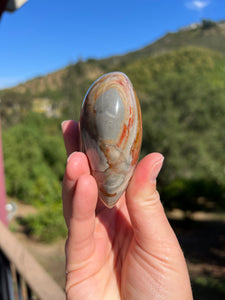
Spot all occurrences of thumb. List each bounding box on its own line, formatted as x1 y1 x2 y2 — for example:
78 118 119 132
126 153 193 300
126 153 179 250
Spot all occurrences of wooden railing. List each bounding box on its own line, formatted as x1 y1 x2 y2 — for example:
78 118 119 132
0 221 66 300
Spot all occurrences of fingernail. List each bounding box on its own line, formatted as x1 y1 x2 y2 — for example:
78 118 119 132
150 157 164 183
67 152 75 163
61 120 70 131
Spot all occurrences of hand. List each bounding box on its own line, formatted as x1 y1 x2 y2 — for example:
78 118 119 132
62 120 193 300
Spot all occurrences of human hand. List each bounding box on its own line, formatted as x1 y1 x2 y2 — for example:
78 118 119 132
62 120 193 300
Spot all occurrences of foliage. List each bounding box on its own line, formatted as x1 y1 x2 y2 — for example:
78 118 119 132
2 112 66 205
62 63 94 120
35 89 64 101
2 113 67 241
192 276 225 300
19 203 67 242
201 19 217 30
160 178 225 216
0 91 32 127
121 47 225 213
2 33 225 239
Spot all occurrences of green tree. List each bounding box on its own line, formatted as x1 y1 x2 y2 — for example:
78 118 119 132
123 47 225 212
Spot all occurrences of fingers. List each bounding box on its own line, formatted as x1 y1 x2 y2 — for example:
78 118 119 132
61 120 99 277
126 153 179 249
61 120 91 226
66 174 98 266
62 152 90 227
62 120 80 156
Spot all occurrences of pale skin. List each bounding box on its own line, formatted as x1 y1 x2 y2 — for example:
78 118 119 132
62 120 193 300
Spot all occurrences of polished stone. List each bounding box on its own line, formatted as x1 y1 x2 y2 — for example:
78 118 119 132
80 72 142 208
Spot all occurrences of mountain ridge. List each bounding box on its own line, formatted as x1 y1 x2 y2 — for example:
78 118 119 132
3 19 225 95
2 21 225 216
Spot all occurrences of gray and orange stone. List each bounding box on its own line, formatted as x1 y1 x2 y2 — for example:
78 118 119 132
80 72 142 208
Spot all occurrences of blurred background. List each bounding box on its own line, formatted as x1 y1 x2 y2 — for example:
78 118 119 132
0 1 225 299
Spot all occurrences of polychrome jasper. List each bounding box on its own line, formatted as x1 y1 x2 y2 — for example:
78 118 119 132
80 72 142 208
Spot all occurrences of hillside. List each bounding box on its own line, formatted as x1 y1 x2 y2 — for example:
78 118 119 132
1 19 225 97
1 20 225 127
1 19 225 195
115 19 225 63
1 20 225 300
3 45 225 204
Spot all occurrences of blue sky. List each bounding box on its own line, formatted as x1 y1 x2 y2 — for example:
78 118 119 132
0 0 225 89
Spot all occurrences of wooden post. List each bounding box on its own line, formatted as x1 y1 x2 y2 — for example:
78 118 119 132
0 119 8 226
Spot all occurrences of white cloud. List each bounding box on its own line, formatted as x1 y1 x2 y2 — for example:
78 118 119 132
185 1 210 11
